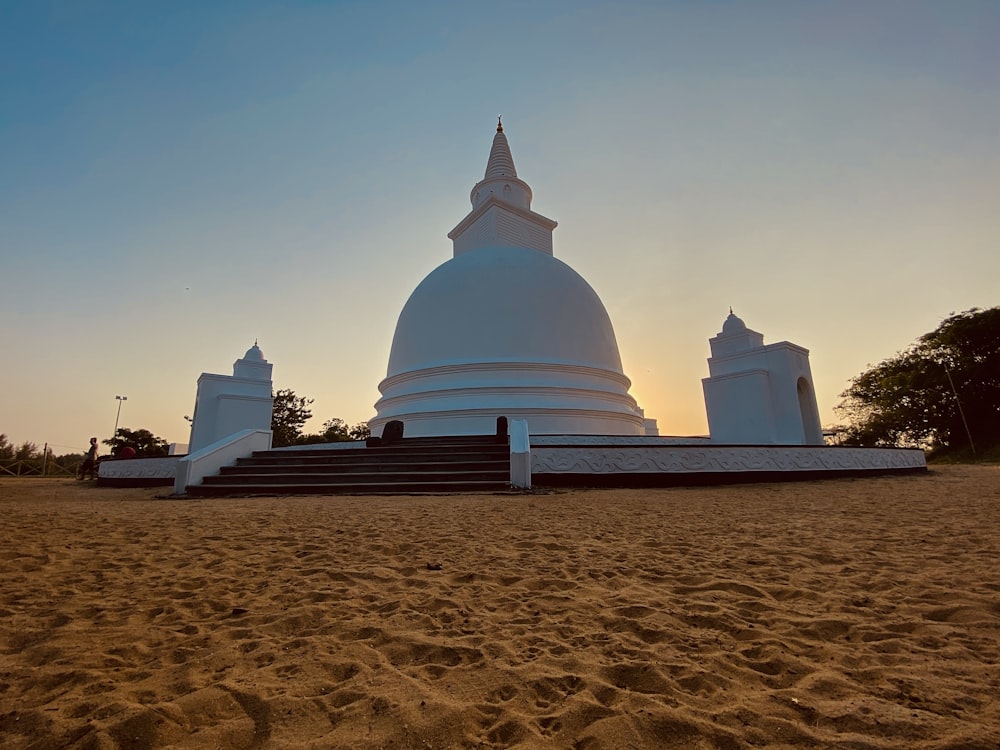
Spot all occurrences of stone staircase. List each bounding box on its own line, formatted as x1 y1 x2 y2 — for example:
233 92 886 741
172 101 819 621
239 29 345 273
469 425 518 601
186 435 511 496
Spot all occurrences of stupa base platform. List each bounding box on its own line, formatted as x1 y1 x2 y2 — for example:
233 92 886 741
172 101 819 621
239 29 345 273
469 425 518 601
529 436 926 488
95 436 927 492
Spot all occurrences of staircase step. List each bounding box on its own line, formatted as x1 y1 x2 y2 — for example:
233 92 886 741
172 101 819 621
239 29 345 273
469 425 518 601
188 479 511 496
187 434 512 496
252 443 510 458
204 470 509 485
223 460 508 475
243 451 507 466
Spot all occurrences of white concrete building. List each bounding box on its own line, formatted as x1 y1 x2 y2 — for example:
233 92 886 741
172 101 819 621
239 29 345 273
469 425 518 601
371 121 653 438
187 342 274 453
702 311 823 445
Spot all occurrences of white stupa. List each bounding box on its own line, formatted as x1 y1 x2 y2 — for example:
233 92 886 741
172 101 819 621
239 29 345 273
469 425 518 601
370 120 652 438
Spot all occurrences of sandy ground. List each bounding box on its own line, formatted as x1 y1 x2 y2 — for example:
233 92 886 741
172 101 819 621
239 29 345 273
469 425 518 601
0 465 998 749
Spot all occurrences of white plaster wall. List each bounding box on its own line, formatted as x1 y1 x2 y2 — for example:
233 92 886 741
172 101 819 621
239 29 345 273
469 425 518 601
216 395 272 442
233 358 272 380
452 211 494 257
188 374 272 453
704 339 823 445
710 329 765 358
762 346 820 444
509 418 531 489
450 197 555 256
175 429 272 495
495 208 552 254
703 369 776 443
797 378 823 444
472 178 531 211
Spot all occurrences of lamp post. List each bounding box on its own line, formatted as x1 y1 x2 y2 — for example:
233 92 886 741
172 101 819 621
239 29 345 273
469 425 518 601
113 395 128 448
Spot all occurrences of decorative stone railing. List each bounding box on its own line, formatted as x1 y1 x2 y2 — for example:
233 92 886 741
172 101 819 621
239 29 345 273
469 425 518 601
174 429 272 495
528 438 926 486
509 419 531 489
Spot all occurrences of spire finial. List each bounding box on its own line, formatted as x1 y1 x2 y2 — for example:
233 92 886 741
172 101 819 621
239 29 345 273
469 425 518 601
729 306 733 316
497 115 503 133
254 338 258 346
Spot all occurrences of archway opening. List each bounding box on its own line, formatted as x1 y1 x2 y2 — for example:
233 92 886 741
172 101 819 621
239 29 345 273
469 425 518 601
797 377 822 444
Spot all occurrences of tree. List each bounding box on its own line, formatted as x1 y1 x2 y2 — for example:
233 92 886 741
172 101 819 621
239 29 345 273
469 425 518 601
836 307 1000 454
317 418 350 442
271 388 314 448
104 428 169 457
296 418 370 445
348 422 371 441
14 441 40 461
0 434 15 460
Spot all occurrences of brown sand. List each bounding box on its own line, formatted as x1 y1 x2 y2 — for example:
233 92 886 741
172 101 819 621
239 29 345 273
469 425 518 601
1 466 998 750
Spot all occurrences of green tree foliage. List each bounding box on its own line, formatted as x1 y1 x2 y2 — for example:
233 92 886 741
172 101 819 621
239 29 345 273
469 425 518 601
296 418 371 445
104 428 169 457
318 418 350 442
271 388 314 448
270 388 370 447
14 441 40 461
0 434 14 460
836 307 1000 453
348 421 371 441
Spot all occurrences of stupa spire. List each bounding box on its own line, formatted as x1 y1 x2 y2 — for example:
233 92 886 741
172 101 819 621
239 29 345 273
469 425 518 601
484 122 518 180
449 120 557 257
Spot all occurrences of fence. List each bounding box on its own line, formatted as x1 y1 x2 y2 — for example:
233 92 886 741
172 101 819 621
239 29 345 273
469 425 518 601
0 459 79 478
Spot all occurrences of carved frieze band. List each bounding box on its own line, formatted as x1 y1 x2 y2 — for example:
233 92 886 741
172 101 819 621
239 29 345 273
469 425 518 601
531 446 925 474
98 457 180 480
531 435 711 446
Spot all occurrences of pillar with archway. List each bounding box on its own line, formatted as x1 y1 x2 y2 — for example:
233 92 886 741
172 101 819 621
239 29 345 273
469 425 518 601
702 311 824 445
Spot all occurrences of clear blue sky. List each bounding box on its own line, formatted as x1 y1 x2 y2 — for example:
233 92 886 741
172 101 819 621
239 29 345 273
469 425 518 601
2 1 997 453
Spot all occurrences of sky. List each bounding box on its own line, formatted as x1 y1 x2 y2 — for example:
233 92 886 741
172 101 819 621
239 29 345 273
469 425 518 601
1 0 998 455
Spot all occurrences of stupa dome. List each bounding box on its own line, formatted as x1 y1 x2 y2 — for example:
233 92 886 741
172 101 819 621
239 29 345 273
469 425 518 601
243 342 265 361
232 340 272 381
387 246 623 377
371 122 648 438
721 310 747 335
710 309 765 357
